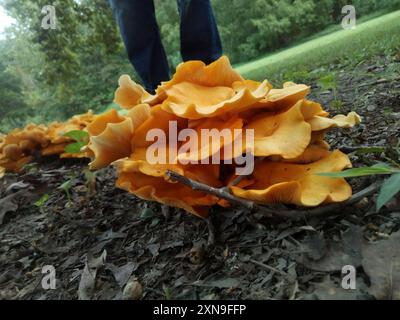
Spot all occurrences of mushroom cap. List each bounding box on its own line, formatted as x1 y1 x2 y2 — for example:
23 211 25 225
231 150 352 207
161 80 270 119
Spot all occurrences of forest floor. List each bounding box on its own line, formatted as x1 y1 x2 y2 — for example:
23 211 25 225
1 50 400 300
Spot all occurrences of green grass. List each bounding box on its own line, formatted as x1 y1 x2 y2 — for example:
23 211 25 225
236 10 400 83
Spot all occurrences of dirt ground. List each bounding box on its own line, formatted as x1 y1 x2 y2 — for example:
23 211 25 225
0 55 399 300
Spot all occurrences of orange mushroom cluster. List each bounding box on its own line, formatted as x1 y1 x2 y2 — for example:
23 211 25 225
0 111 95 177
87 56 361 217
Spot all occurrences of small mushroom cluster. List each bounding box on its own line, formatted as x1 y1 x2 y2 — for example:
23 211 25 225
86 56 361 217
0 111 95 177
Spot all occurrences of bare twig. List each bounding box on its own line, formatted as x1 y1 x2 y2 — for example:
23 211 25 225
226 157 266 188
338 145 384 153
166 170 381 221
167 170 257 210
342 77 400 93
249 259 289 277
356 77 400 88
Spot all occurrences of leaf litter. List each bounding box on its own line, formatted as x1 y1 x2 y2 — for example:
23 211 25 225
0 56 399 300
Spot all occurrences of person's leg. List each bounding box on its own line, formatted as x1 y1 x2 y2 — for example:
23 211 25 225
177 0 223 64
108 0 170 92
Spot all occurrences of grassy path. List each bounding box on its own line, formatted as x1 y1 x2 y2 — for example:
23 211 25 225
236 11 400 81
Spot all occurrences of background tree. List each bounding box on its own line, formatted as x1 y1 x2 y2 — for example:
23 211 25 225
0 0 399 132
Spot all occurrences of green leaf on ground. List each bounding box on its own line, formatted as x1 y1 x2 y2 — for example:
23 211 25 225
140 208 155 220
376 173 400 211
34 194 49 208
59 179 74 192
317 73 337 91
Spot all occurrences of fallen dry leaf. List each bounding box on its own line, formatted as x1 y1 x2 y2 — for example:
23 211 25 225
300 225 363 272
109 262 138 288
362 231 400 300
0 189 30 225
304 276 370 300
78 250 107 300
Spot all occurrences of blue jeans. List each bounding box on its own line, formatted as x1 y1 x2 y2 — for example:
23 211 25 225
109 0 223 92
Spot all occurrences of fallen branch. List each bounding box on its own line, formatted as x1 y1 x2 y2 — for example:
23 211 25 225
166 170 381 221
356 77 400 88
167 170 258 211
342 77 400 93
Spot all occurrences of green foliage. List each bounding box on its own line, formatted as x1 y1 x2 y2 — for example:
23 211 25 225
64 130 89 141
59 179 74 192
318 164 397 178
163 285 173 300
352 0 400 16
319 163 400 211
155 0 181 69
211 0 337 62
0 0 130 132
140 208 156 221
34 194 49 208
64 130 89 154
84 169 96 183
0 59 28 119
212 0 400 64
140 207 161 227
238 10 400 82
84 169 96 194
317 73 344 110
377 173 400 211
22 162 39 174
58 177 75 203
64 142 85 154
317 74 338 92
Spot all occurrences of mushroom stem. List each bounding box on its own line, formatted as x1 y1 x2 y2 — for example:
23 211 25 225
166 170 381 221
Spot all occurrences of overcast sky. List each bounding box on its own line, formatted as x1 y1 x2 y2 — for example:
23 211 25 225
0 6 16 36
